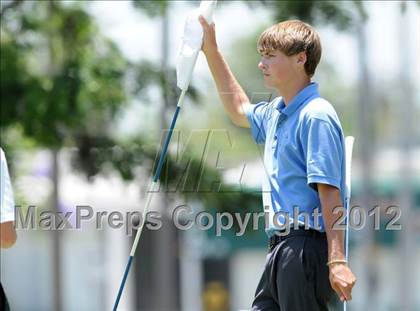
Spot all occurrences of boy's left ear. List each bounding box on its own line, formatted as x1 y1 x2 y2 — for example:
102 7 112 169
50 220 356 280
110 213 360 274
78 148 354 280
296 52 307 65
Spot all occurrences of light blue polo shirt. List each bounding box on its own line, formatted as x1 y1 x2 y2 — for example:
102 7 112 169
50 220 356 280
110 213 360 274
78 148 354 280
245 82 346 237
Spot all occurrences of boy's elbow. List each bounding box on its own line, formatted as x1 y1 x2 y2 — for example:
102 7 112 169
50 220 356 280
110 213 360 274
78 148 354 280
231 116 250 128
231 106 251 128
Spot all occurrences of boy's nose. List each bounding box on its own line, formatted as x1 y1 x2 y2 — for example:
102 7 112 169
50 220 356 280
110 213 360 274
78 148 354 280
258 61 266 71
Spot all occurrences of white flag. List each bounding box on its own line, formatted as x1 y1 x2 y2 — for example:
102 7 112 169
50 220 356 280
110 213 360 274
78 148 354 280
176 1 217 91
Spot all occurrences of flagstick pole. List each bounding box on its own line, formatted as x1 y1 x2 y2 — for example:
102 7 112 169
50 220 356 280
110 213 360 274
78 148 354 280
112 90 187 310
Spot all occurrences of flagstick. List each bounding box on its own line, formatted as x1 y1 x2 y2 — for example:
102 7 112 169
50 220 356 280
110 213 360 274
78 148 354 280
112 90 187 310
344 136 354 311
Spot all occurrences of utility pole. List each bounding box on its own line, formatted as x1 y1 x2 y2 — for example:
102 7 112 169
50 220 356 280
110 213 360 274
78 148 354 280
397 3 414 310
51 148 62 311
153 4 179 310
356 17 377 311
47 1 62 310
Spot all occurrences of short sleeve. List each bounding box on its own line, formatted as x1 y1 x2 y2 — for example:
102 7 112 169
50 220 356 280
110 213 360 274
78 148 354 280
244 102 271 144
1 149 15 223
303 118 344 191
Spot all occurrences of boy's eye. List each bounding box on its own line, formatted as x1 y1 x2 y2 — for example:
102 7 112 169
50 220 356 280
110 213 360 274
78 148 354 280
263 53 275 58
259 52 275 59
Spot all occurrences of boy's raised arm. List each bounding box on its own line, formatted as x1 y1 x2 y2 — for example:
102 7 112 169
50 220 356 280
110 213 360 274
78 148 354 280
199 16 251 128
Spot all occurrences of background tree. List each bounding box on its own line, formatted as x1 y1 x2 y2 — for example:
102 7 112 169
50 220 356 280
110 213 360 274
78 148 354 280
1 1 128 309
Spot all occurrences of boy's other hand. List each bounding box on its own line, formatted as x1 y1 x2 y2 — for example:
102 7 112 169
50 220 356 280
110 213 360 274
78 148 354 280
199 15 218 55
0 221 17 248
329 263 356 302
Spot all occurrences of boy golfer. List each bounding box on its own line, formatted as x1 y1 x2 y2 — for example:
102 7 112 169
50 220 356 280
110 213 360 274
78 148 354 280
199 17 356 310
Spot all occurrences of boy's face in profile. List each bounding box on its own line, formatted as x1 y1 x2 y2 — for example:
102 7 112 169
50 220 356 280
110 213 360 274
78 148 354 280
258 49 306 91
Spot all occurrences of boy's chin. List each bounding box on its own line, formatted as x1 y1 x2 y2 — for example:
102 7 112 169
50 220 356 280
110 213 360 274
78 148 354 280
264 82 277 90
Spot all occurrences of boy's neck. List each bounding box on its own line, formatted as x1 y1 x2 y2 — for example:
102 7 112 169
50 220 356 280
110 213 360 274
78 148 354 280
278 77 311 106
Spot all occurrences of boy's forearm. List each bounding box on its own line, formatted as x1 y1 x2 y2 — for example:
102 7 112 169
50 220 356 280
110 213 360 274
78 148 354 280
204 49 250 127
318 184 346 261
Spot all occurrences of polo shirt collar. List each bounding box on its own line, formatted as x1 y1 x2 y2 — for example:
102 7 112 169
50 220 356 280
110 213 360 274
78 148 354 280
276 82 319 116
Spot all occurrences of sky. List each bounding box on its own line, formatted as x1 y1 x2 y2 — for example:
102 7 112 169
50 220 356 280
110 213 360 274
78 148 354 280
88 1 418 81
87 1 419 136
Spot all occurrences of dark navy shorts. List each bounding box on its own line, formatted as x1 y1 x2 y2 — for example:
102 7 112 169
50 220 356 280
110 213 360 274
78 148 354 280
252 227 340 311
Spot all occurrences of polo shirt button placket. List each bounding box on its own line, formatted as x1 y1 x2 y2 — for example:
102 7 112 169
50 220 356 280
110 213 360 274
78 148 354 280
276 113 287 148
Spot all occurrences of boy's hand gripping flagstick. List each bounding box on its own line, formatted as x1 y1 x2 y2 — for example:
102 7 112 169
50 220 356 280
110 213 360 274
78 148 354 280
344 136 354 311
112 1 217 310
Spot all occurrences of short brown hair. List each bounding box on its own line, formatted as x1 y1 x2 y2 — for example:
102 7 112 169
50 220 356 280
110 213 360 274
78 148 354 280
257 20 322 77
